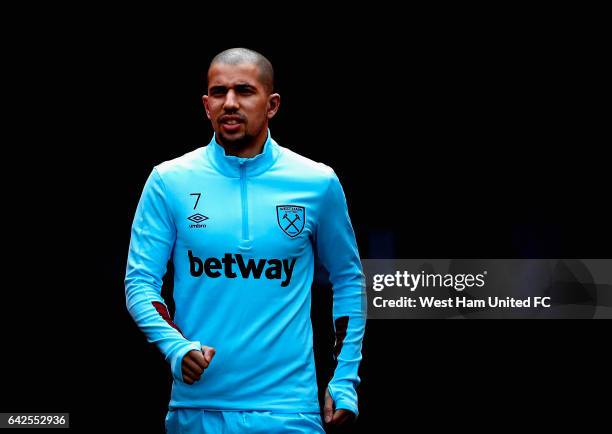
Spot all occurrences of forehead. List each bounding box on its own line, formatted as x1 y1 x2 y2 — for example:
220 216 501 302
207 63 263 88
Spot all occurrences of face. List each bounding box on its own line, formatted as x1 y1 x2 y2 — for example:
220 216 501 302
203 63 280 149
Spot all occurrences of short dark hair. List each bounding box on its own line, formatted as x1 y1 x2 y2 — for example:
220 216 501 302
209 48 274 94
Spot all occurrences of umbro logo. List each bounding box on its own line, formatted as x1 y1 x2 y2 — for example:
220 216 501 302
188 213 208 228
188 213 208 223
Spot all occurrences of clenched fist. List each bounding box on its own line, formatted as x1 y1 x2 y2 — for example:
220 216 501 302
182 345 216 384
324 387 356 428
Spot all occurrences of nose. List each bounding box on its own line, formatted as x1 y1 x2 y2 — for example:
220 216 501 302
223 89 239 111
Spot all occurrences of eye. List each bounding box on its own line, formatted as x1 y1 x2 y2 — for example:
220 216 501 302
236 85 255 94
209 87 227 96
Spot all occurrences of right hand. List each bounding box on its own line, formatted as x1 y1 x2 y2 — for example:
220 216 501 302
182 345 216 384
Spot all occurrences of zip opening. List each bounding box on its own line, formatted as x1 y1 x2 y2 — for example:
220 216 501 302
239 163 249 241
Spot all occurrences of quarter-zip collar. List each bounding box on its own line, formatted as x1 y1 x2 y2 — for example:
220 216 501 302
207 129 280 178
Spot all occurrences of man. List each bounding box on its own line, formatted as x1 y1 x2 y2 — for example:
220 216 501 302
125 48 366 433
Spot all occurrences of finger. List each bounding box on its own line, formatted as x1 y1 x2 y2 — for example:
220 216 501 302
191 350 210 370
332 409 353 426
182 372 195 384
182 362 201 380
331 410 346 425
184 355 205 375
202 346 216 364
323 389 334 423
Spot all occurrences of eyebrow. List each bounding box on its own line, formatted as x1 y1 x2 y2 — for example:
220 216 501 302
209 85 227 94
209 83 257 93
235 83 257 91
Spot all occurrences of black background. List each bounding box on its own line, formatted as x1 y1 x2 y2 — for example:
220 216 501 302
2 7 610 433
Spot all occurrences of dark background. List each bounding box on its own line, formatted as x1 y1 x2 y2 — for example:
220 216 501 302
2 7 610 433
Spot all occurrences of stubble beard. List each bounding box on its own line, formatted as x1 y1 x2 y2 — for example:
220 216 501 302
218 130 250 149
217 121 266 153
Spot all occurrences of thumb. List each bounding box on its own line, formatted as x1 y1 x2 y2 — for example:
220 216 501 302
324 387 334 423
202 345 216 364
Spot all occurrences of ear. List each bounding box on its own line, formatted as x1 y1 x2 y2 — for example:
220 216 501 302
267 93 281 120
202 95 211 120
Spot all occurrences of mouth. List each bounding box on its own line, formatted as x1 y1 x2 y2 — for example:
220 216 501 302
219 116 244 133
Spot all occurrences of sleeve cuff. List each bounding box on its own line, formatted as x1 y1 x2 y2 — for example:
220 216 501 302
169 340 202 383
328 384 359 418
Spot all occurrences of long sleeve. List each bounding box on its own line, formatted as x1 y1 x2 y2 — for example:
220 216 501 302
315 170 366 417
124 168 201 383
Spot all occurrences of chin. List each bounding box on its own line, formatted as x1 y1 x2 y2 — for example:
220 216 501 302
219 132 254 147
219 132 245 143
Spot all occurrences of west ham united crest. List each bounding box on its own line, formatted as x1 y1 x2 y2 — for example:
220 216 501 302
276 205 305 238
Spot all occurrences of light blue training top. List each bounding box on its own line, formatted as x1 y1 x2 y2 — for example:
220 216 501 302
125 131 366 415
